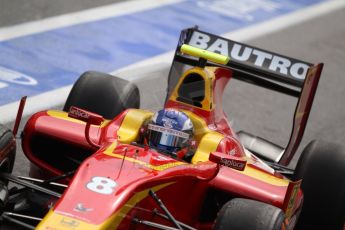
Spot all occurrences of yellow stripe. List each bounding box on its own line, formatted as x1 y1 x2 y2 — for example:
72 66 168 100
36 183 174 230
180 110 213 141
191 132 224 164
175 112 288 186
36 210 97 230
117 109 153 144
107 182 174 229
238 165 289 187
103 142 186 171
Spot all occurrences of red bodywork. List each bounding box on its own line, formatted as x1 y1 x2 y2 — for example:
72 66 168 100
21 63 302 229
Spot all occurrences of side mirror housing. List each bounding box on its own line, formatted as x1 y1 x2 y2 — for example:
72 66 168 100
68 106 104 148
68 106 104 125
209 152 247 171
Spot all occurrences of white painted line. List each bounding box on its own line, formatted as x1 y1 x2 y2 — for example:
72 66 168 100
1 0 345 124
224 0 345 42
113 52 175 81
0 0 184 41
114 0 345 79
0 82 8 89
0 85 72 124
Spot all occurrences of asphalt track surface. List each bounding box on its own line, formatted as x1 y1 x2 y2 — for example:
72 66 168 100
1 1 345 228
0 0 125 27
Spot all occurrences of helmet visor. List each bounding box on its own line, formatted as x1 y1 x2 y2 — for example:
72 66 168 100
148 124 189 151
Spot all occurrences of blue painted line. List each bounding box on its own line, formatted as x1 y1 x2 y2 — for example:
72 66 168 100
0 0 324 106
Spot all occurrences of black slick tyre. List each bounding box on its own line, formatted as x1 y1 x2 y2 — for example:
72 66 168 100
0 124 16 174
294 140 345 230
214 198 284 230
64 71 140 119
0 124 15 221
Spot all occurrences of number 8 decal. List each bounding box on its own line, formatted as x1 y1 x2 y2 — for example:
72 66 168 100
86 176 117 195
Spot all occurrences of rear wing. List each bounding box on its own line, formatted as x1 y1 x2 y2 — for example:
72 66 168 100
171 27 323 166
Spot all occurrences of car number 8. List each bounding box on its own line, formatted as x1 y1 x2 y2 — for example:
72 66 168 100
86 177 117 195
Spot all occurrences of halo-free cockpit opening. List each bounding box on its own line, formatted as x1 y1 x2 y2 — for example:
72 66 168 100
177 73 205 108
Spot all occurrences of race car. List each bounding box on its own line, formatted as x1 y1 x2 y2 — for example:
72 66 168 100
0 27 344 230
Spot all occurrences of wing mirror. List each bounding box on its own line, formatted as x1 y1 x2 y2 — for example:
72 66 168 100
68 106 104 125
68 106 104 148
209 152 247 171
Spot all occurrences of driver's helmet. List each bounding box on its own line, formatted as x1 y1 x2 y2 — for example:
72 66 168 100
147 109 193 154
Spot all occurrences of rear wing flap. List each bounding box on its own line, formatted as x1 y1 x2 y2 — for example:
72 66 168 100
172 27 323 166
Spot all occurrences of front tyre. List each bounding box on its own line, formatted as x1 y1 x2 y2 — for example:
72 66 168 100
294 140 345 230
214 198 284 230
0 124 16 174
0 124 15 215
64 71 140 119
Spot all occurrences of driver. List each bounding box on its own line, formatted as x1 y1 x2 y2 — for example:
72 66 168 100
146 109 195 160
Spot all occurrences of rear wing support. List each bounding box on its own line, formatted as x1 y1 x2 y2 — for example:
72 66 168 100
171 27 324 166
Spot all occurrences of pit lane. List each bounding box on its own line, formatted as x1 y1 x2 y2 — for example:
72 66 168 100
1 0 345 210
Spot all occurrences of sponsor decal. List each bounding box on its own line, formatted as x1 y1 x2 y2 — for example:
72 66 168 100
44 227 59 230
148 124 189 139
74 203 93 213
104 142 187 171
69 107 90 120
68 106 104 125
219 157 246 171
59 218 79 229
0 66 37 89
147 162 185 171
187 31 311 81
162 118 174 128
209 151 247 171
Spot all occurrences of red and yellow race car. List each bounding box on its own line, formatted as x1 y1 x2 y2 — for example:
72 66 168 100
0 27 344 230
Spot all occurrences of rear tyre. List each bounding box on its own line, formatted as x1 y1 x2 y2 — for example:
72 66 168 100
63 71 140 119
214 198 284 230
294 140 345 230
0 124 16 174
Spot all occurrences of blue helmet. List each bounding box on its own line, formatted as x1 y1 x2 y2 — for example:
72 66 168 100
148 109 193 154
